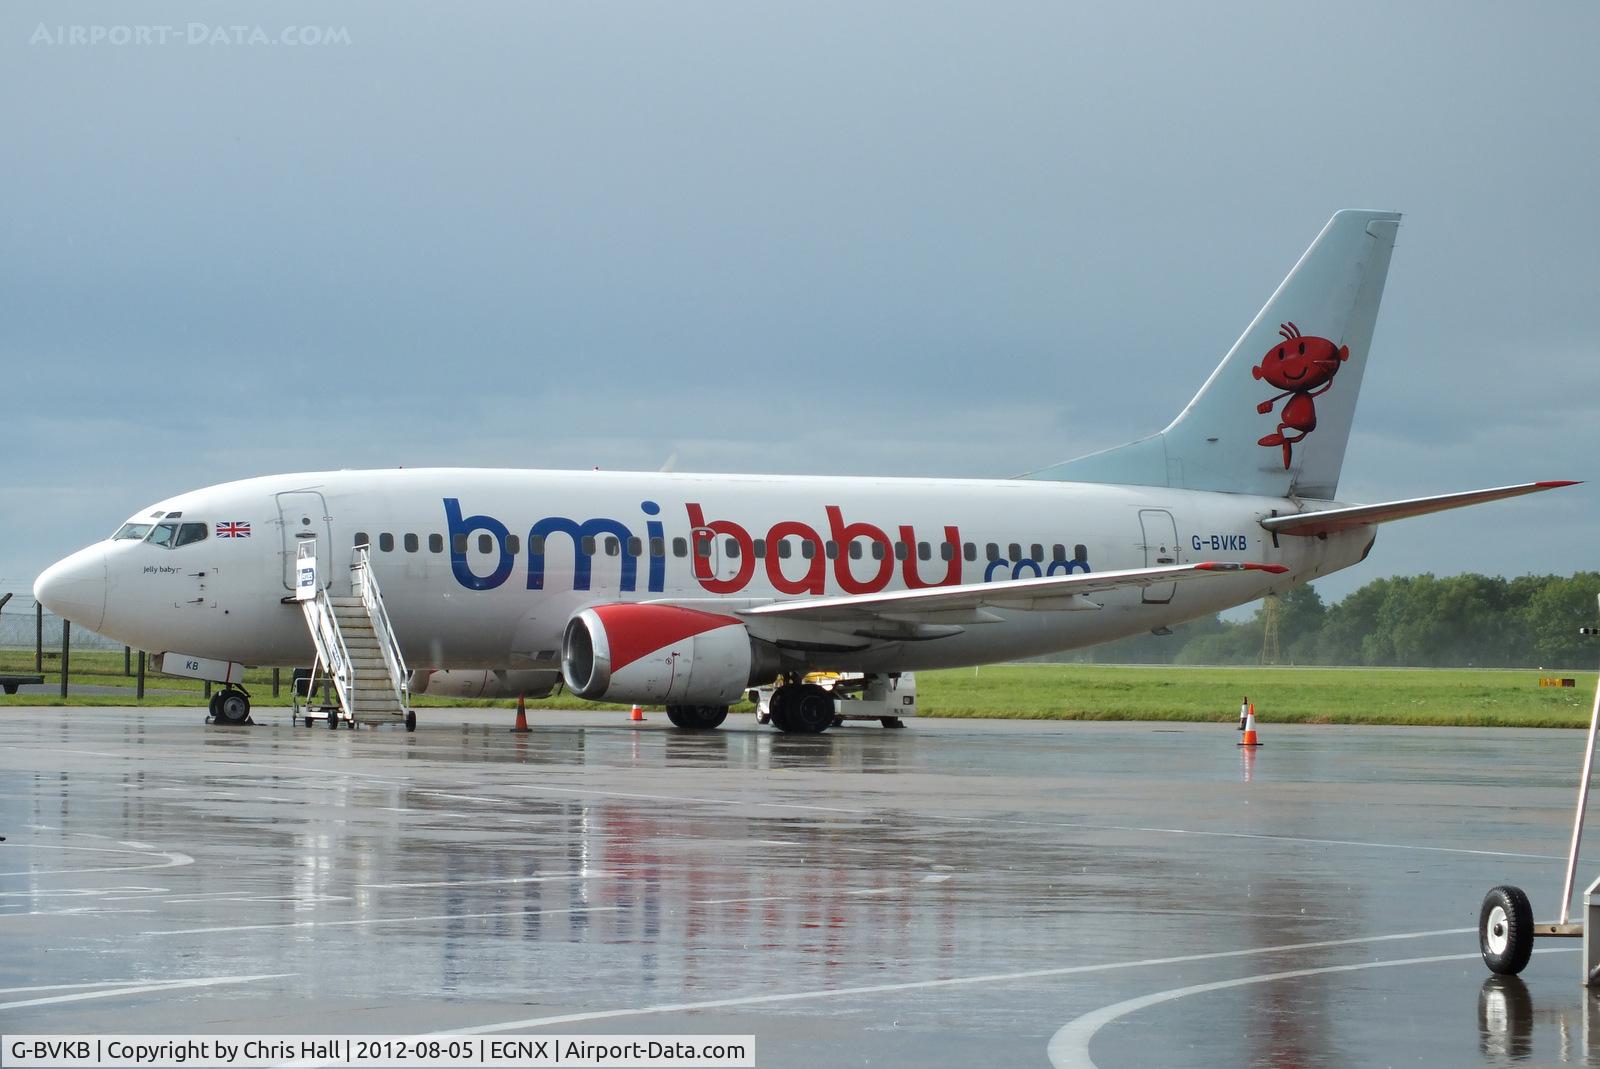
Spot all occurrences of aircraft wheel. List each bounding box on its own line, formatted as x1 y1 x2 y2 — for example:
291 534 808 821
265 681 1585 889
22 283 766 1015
1480 885 1534 975
207 693 222 720
767 687 797 732
693 705 728 730
214 690 250 725
405 710 417 733
328 710 340 730
303 716 314 729
783 684 834 734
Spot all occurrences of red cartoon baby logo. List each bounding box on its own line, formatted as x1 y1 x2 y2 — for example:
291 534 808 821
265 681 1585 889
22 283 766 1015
1252 322 1349 469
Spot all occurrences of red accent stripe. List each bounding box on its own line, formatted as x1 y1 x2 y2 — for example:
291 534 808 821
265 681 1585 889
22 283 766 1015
591 604 744 673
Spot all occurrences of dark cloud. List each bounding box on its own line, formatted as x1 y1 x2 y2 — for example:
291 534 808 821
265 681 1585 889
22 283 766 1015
2 1 1596 596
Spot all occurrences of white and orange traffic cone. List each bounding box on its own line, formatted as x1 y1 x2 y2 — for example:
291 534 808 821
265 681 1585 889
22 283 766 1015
1238 702 1262 747
1238 696 1249 731
510 694 530 734
630 703 645 722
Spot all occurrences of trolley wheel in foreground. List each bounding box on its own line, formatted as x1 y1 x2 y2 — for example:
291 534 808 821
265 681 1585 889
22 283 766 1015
1480 885 1535 976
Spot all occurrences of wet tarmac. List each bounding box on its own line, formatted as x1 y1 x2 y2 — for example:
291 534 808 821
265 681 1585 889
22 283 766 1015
2 705 1599 1067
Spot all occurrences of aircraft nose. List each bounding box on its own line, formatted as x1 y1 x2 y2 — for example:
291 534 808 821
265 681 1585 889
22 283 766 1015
34 545 108 632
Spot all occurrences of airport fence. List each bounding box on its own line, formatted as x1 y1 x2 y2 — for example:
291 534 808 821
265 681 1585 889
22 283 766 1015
1 591 149 698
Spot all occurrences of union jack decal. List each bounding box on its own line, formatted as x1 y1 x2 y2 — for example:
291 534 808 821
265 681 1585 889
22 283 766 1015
217 521 251 538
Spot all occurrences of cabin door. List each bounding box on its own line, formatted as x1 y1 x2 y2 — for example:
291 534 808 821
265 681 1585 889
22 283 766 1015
1138 509 1179 604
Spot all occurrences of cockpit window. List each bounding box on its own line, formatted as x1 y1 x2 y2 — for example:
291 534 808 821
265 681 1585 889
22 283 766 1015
174 523 208 547
113 523 153 541
143 521 209 549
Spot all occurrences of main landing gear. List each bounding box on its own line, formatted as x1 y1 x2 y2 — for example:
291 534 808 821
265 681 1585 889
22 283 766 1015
767 681 836 735
664 705 728 731
207 687 253 726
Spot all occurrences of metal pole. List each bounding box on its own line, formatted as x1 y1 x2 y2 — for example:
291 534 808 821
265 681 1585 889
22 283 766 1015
59 620 70 698
35 602 43 672
1558 594 1600 925
125 646 131 676
136 652 146 700
204 680 212 700
273 668 280 698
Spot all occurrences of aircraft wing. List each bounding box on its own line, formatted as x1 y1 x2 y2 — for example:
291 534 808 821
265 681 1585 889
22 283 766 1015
1260 481 1579 537
737 561 1287 628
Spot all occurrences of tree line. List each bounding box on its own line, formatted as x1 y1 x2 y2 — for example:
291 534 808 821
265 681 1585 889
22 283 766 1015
1062 573 1600 669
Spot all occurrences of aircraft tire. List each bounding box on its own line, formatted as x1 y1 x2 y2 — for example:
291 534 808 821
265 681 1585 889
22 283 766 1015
328 710 340 730
665 705 727 730
767 687 797 732
215 690 251 725
405 710 417 732
1480 885 1534 976
783 684 834 734
693 705 728 730
207 693 222 721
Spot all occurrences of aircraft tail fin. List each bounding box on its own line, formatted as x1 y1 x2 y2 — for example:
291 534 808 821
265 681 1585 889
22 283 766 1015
1023 209 1401 498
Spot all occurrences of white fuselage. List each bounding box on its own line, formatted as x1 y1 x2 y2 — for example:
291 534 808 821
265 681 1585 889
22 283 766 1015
45 468 1372 674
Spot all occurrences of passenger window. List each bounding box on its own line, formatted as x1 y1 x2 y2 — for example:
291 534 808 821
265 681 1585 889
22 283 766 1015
694 537 711 558
1031 543 1044 562
1053 544 1066 561
725 538 740 559
848 541 862 560
355 532 369 548
379 533 395 552
919 542 931 561
1008 543 1022 561
801 540 815 560
605 536 619 557
871 542 885 560
429 534 444 553
673 537 688 558
1075 543 1088 562
650 537 664 557
174 523 208 547
985 543 999 562
477 534 493 555
628 537 642 556
893 542 907 561
530 535 545 554
939 542 953 562
452 533 467 554
778 539 792 559
404 533 419 553
581 536 596 555
507 535 520 554
753 538 766 559
964 543 976 562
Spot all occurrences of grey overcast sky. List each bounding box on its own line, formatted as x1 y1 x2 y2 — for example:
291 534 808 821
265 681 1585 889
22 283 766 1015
2 2 1595 607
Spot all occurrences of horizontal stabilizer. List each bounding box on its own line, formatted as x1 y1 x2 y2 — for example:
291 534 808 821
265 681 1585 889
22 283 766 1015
1260 481 1580 537
742 561 1287 626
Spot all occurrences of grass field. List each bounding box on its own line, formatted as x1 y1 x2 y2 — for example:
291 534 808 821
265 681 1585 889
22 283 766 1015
2 650 1595 728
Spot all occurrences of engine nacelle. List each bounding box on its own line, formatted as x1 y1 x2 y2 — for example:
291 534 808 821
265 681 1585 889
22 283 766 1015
562 604 759 706
411 669 561 699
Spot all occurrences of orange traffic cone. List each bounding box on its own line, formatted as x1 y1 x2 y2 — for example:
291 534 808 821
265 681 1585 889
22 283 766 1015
510 694 531 734
1238 702 1262 747
1238 696 1249 731
630 704 645 722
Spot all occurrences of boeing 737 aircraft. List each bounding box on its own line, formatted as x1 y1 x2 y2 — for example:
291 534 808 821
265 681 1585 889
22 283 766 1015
33 210 1575 732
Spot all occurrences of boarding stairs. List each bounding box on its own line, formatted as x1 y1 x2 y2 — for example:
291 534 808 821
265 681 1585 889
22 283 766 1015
298 542 413 729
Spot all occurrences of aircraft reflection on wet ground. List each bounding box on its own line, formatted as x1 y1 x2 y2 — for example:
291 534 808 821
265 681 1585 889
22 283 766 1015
3 707 1600 1066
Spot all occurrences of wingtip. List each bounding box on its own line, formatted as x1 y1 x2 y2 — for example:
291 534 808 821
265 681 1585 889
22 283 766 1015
1536 480 1582 488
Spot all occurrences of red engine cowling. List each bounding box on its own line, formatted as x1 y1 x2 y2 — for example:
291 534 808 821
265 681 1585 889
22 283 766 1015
562 604 755 706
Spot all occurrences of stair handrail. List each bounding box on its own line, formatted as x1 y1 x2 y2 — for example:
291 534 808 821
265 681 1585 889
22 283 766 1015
352 544 409 713
300 588 353 716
